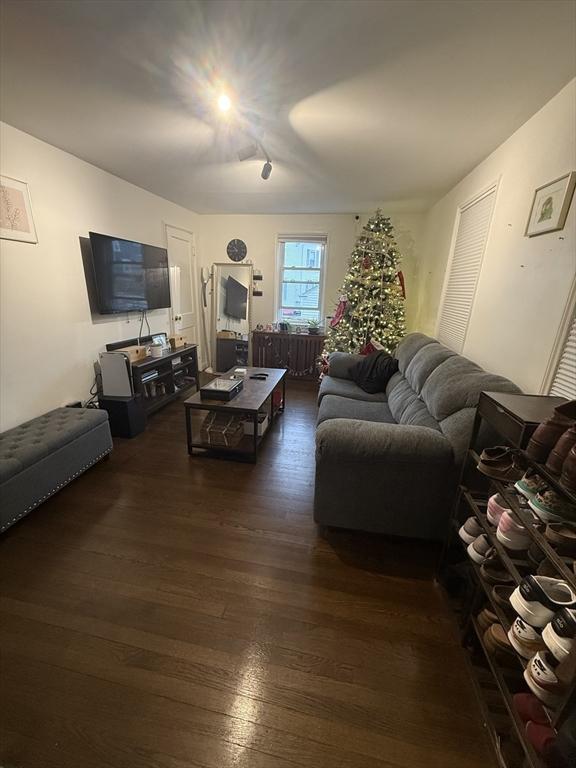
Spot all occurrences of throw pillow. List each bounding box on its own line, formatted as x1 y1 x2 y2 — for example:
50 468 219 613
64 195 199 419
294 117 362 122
349 351 399 394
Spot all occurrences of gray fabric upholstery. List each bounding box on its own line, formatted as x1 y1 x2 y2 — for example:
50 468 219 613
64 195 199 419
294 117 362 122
318 395 395 425
0 407 113 533
314 333 521 540
326 351 365 380
318 375 388 404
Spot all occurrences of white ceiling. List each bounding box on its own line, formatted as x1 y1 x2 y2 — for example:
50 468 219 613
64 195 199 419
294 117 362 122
1 0 575 214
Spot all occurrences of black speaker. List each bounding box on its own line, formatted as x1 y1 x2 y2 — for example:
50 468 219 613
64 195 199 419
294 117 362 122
99 395 146 438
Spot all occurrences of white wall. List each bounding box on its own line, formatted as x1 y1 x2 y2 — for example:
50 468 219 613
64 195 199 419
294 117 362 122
197 211 424 331
416 79 576 394
0 122 199 431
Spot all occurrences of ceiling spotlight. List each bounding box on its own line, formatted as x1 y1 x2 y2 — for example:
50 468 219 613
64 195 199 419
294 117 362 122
261 160 272 180
217 93 231 113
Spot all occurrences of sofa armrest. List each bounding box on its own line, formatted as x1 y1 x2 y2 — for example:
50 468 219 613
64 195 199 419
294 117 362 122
327 352 364 380
316 418 453 465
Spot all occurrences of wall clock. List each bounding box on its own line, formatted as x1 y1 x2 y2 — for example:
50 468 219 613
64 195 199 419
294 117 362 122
226 238 247 262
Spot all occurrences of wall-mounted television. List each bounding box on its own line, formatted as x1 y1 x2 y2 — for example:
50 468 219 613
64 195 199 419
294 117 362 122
89 231 171 314
224 275 248 320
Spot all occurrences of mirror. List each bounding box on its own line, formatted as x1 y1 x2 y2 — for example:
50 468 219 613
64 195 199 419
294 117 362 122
212 263 252 372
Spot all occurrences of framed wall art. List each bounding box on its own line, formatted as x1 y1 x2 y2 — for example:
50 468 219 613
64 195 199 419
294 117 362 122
0 175 38 243
525 171 576 237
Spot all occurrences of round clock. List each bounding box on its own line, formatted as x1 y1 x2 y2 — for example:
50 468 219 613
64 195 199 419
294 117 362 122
226 239 247 262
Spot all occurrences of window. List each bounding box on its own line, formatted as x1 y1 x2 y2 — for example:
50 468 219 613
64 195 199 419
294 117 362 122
437 184 497 352
277 236 326 323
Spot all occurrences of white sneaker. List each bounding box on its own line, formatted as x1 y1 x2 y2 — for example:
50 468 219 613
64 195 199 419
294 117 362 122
458 516 484 544
542 608 576 663
510 575 576 628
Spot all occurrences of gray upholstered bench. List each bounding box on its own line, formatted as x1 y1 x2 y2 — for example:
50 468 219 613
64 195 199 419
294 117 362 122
0 407 113 533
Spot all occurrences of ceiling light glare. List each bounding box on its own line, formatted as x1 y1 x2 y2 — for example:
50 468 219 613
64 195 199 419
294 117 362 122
217 93 231 113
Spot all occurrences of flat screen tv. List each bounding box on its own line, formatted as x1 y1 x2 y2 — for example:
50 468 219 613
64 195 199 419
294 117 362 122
224 275 248 320
89 232 171 314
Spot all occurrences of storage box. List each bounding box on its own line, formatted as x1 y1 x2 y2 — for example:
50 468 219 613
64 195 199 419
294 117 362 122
244 413 269 436
169 334 185 350
200 412 245 447
117 345 148 363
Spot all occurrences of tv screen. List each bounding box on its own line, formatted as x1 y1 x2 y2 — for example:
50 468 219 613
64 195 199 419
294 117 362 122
224 275 248 320
89 232 171 314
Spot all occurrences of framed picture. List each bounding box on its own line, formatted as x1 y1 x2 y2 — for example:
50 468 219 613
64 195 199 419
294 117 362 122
525 171 576 237
0 175 38 243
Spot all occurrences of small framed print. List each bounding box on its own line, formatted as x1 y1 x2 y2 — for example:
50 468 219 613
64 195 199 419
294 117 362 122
0 175 38 243
525 171 576 237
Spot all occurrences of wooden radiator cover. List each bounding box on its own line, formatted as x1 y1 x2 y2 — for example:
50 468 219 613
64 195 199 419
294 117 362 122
252 332 325 380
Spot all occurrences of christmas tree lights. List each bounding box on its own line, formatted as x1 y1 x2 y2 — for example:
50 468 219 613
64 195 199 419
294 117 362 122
323 210 406 355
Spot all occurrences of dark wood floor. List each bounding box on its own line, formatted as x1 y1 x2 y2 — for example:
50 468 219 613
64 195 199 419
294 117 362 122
0 382 494 768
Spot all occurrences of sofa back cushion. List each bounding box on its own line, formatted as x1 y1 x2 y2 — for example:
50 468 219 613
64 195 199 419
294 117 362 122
386 333 521 458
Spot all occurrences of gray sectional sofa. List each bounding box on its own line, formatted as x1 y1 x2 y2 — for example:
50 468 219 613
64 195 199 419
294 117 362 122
314 333 520 539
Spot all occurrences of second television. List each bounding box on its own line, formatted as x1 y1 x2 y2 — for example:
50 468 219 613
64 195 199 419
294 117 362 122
224 276 248 320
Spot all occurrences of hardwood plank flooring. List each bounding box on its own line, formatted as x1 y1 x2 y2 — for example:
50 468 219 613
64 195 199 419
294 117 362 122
0 382 494 768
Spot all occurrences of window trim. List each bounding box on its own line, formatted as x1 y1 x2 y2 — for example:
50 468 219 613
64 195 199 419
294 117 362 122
275 234 328 324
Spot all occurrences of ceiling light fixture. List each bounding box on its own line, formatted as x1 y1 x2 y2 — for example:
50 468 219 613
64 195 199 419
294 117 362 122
237 140 273 181
261 160 272 180
217 93 231 113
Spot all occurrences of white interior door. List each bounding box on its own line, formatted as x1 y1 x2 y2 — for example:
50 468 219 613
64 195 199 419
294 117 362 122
165 225 203 366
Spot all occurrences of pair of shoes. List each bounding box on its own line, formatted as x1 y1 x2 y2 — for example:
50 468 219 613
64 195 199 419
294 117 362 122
507 615 547 659
545 522 576 557
527 399 576 492
516 469 576 524
487 493 509 526
513 693 558 761
496 509 532 551
523 650 566 707
491 584 515 614
484 622 516 660
467 534 494 565
458 516 483 544
480 560 515 586
477 607 499 633
477 446 525 481
510 575 576 628
541 607 576 663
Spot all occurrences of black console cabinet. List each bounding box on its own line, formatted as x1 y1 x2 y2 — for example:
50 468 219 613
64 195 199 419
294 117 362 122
130 344 198 415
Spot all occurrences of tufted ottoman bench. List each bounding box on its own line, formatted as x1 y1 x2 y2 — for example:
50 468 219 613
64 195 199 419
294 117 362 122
0 407 113 533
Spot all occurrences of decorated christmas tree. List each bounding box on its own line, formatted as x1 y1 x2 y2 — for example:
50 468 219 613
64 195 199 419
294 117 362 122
323 210 406 355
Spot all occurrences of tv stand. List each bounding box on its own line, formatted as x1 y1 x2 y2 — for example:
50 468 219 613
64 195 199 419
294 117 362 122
130 344 198 416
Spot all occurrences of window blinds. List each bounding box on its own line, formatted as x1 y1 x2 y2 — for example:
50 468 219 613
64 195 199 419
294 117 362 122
437 186 496 352
549 315 576 399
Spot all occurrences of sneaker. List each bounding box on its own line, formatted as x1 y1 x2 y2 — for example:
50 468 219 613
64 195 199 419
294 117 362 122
525 722 558 757
547 424 576 475
510 575 576 628
492 585 516 613
467 534 494 565
484 622 516 659
487 493 509 526
541 608 576 663
480 560 515 586
561 444 576 495
526 400 576 464
477 446 525 481
512 692 550 725
523 650 565 706
545 522 576 557
507 616 547 659
515 469 546 500
477 607 499 633
529 488 576 524
458 516 484 544
496 510 532 551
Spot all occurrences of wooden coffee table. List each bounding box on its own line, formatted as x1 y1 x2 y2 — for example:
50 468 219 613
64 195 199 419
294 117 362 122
183 367 287 462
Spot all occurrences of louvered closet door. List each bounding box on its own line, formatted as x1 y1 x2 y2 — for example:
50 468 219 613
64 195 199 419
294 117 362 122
437 186 497 352
549 315 576 399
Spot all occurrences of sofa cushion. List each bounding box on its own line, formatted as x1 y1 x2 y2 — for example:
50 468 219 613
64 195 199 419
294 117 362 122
395 333 437 374
404 342 457 394
317 395 395 426
386 378 441 431
318 375 388 404
0 407 109 482
327 351 365 380
421 355 521 422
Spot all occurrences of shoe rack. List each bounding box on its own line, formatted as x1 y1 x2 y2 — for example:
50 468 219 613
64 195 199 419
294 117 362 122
439 391 575 768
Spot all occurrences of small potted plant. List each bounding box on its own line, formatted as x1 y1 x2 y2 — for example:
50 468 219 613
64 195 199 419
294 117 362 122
307 319 322 335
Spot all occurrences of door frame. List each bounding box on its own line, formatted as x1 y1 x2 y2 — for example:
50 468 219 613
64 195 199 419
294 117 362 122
164 224 204 369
